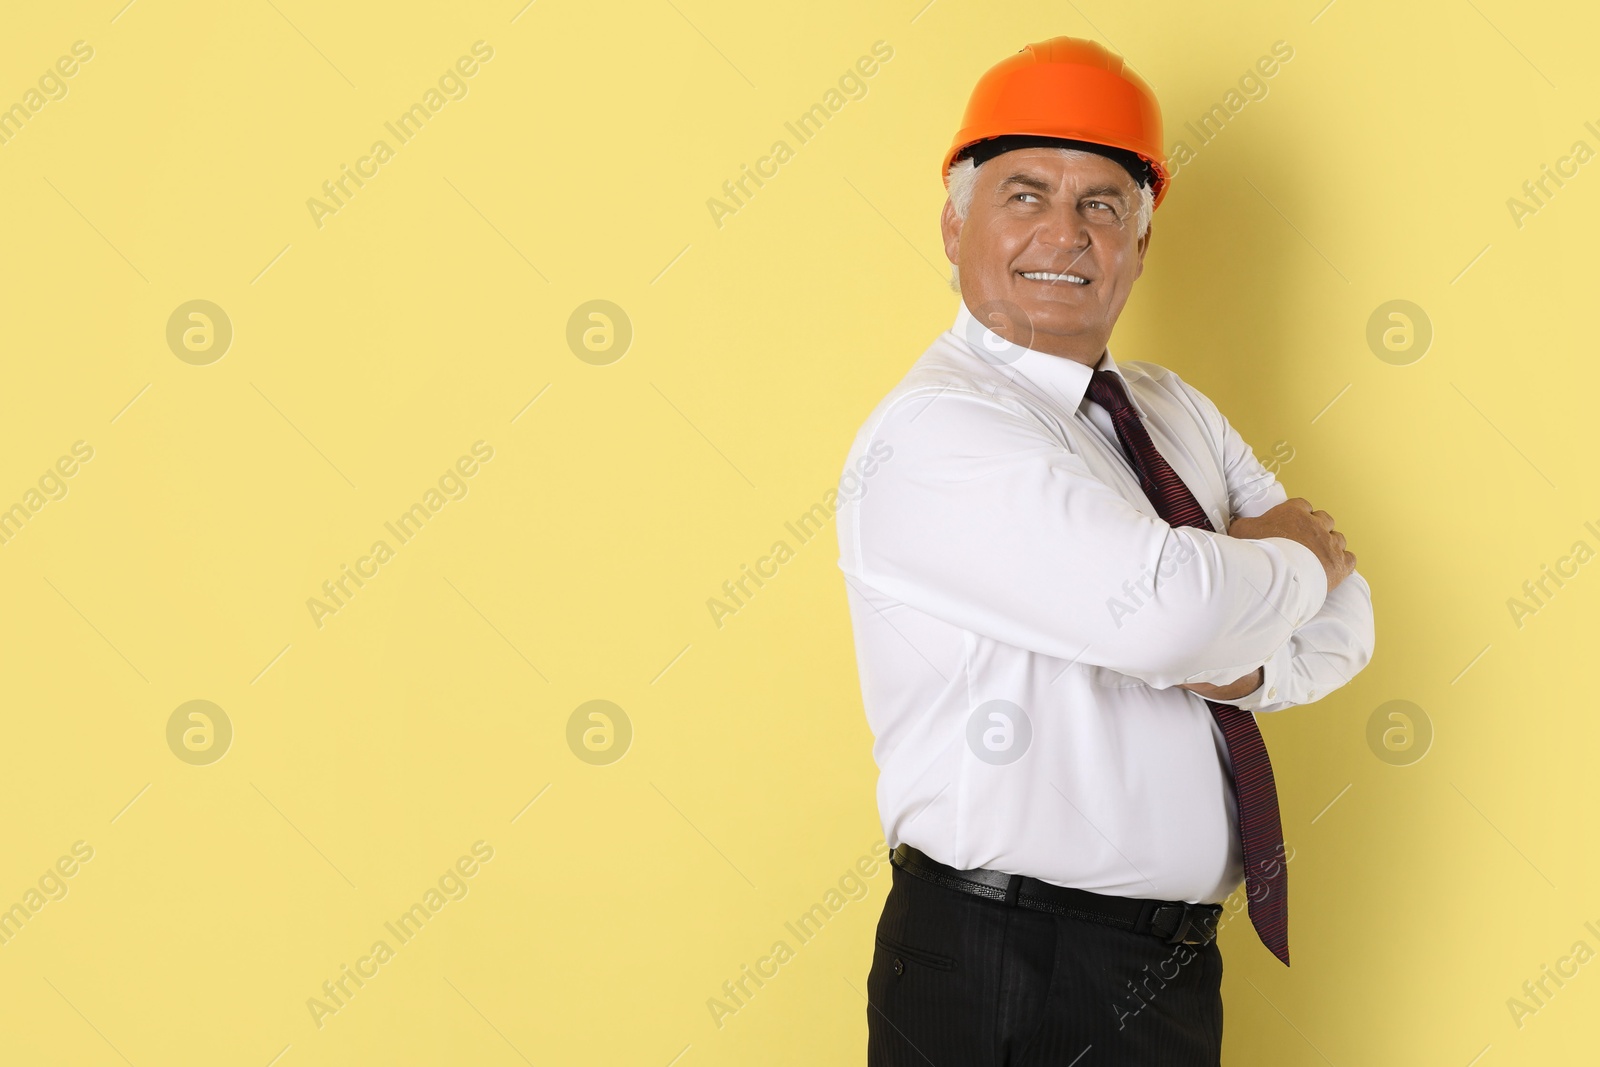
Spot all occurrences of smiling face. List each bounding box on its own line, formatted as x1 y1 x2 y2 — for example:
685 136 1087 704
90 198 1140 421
941 147 1151 366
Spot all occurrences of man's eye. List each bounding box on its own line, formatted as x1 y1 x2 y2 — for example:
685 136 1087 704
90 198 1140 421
1085 200 1115 213
1012 192 1040 203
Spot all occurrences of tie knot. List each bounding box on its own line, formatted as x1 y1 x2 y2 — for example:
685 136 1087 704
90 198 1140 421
1086 369 1135 415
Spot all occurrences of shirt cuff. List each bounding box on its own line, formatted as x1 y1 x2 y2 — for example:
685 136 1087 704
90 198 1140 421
1262 535 1328 627
1208 639 1294 712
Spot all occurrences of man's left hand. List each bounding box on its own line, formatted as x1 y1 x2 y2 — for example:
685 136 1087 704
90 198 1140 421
1179 666 1264 701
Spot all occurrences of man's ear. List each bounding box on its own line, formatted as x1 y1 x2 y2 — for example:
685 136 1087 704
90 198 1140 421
1133 221 1152 281
940 198 961 268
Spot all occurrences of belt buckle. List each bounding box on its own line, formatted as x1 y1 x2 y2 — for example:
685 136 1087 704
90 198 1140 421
1156 903 1213 945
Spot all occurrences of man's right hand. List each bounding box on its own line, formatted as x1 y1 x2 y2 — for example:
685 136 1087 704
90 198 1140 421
1227 497 1357 594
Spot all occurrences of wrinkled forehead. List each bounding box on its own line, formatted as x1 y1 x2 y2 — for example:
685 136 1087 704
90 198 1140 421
978 148 1139 198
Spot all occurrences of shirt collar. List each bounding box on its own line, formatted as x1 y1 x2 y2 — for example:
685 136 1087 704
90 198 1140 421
950 300 1141 417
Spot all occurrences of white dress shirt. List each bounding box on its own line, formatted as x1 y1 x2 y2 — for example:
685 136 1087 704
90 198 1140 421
835 301 1376 904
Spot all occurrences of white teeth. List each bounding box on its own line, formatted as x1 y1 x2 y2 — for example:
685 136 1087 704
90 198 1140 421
1021 271 1089 284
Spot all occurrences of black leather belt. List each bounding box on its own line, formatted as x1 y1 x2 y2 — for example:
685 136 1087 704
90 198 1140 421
891 844 1222 947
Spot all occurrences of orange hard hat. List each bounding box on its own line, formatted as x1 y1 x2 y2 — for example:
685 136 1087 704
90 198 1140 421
944 37 1170 209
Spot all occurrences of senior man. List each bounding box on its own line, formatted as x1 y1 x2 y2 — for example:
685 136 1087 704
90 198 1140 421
834 38 1376 1064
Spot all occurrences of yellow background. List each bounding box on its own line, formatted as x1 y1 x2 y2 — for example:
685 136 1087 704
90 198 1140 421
1 0 1596 1063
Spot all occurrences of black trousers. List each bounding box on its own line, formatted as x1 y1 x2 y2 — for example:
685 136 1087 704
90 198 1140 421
866 859 1224 1066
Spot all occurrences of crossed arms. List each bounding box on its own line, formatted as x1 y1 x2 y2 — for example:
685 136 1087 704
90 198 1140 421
851 379 1374 709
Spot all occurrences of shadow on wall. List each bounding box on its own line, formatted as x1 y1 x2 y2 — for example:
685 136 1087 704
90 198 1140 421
1140 166 1308 413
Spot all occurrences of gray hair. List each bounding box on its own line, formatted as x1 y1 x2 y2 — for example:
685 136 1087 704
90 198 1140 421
945 150 1155 291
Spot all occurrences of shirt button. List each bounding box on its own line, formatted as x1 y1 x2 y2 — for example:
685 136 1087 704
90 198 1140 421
1267 687 1278 699
892 958 905 976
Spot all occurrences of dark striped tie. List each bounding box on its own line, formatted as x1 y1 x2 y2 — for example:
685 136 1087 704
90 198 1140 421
1086 368 1291 967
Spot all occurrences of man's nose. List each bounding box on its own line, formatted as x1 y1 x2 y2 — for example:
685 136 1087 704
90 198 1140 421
1039 207 1090 251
